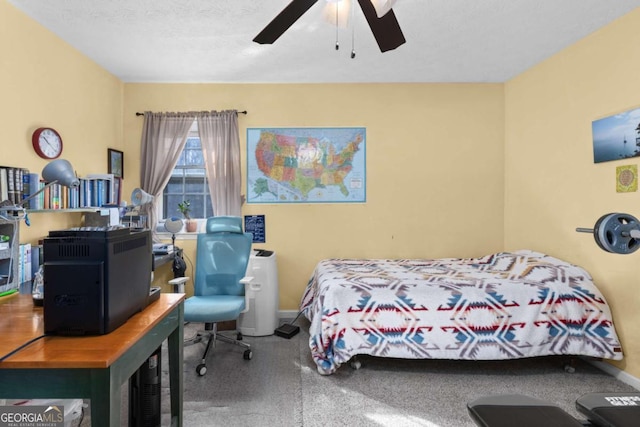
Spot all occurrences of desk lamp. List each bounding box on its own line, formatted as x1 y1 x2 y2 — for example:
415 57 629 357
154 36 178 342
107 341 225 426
131 188 154 207
0 159 79 220
123 188 154 229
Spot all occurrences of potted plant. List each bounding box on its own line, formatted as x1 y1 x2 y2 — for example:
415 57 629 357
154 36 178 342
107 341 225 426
178 200 198 232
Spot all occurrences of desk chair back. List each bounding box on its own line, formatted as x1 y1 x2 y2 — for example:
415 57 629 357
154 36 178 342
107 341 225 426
185 216 254 375
193 216 253 297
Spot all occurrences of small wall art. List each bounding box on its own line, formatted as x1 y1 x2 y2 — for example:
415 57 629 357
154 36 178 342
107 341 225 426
108 148 124 178
616 164 637 193
592 106 640 163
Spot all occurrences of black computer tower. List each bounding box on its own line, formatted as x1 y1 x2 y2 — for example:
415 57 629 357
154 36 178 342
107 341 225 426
129 346 162 427
43 228 152 335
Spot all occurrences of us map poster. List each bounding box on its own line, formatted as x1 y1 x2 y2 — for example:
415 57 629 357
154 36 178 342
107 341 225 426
246 128 366 204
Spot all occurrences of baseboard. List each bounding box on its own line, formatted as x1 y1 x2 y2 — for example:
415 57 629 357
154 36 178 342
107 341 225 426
278 310 301 322
584 358 640 391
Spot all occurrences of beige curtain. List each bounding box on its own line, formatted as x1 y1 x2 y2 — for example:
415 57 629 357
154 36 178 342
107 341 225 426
140 112 196 240
196 110 242 216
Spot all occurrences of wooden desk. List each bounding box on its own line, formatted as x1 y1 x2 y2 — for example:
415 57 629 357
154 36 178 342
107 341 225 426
0 293 185 427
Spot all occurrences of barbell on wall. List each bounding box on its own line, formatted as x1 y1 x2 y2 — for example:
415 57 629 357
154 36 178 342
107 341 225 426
576 212 640 254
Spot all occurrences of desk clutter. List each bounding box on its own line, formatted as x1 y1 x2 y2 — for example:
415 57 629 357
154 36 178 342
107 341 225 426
152 243 174 255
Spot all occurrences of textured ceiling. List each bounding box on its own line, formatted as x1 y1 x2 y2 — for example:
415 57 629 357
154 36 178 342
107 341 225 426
7 0 640 83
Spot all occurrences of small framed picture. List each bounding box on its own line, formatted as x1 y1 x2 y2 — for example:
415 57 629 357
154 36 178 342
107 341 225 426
616 164 638 193
108 148 124 179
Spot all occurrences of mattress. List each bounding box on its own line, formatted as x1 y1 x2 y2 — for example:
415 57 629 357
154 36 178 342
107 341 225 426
300 250 623 375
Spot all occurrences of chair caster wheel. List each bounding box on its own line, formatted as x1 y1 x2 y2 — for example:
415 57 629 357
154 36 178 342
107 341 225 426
196 364 207 376
350 359 361 370
243 349 253 360
237 332 243 340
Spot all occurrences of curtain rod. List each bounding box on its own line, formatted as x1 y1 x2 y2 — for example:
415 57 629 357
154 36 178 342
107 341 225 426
135 111 247 116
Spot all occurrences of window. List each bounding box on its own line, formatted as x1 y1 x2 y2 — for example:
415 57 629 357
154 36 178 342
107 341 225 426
162 124 214 220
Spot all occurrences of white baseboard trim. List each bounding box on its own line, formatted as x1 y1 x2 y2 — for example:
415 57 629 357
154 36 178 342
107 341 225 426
585 358 640 391
278 310 301 321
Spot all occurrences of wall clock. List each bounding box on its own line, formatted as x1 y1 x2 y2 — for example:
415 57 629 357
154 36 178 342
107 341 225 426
32 127 63 159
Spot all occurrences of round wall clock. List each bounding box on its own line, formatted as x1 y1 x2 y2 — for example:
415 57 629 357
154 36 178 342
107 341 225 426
32 127 63 159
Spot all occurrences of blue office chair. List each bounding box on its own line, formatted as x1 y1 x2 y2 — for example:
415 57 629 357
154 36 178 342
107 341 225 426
184 216 254 376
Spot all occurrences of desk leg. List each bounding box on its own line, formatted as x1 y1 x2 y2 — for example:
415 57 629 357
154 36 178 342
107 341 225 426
90 369 121 427
168 305 184 426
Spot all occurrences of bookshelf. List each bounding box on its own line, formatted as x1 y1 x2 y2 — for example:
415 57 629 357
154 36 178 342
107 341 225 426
0 166 122 211
26 208 97 213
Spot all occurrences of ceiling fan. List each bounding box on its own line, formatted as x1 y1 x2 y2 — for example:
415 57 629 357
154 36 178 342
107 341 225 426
253 0 406 53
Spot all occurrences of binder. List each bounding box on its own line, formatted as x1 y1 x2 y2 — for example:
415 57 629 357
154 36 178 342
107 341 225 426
0 168 8 202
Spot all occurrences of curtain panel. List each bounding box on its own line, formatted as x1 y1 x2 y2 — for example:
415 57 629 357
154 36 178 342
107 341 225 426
139 110 242 239
197 110 242 217
139 111 195 239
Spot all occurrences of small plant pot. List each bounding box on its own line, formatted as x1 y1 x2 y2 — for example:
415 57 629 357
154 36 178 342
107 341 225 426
185 220 198 232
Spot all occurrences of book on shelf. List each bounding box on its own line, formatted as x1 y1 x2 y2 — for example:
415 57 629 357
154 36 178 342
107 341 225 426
50 183 60 209
0 168 8 202
83 173 121 207
8 168 17 204
25 172 41 210
18 243 32 287
0 166 17 204
0 166 31 206
18 168 29 206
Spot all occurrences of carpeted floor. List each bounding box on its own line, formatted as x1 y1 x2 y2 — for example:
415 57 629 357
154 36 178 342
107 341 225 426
170 318 636 427
80 317 637 426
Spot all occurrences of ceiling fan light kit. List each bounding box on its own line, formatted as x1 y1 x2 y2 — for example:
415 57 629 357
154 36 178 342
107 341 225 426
371 0 398 18
253 0 405 54
323 0 352 29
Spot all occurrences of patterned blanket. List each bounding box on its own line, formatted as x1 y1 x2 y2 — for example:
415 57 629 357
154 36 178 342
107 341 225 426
300 250 623 375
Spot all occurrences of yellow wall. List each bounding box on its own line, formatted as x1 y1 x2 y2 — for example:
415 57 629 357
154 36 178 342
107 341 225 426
505 8 640 376
1 1 124 243
123 83 505 309
10 0 638 378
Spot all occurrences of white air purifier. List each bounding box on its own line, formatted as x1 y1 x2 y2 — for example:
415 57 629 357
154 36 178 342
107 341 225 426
238 249 279 337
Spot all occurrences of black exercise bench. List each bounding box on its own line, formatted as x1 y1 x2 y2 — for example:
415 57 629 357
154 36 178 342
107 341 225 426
467 392 640 427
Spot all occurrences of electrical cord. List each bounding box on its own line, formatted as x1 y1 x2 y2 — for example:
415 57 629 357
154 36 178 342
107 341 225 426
288 310 304 326
0 334 48 362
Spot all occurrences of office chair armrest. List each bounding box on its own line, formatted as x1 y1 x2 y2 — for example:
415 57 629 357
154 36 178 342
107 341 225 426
168 277 189 293
240 276 254 314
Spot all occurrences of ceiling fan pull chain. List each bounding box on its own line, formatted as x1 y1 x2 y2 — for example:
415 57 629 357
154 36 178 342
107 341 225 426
335 1 340 50
351 1 356 58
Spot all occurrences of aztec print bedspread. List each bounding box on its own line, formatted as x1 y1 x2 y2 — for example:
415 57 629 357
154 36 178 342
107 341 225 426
299 250 623 375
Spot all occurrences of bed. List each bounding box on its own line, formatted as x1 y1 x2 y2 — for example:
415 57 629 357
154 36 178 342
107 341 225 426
299 250 623 375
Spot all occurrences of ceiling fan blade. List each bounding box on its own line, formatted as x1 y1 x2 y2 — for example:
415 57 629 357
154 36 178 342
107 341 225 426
356 0 406 52
253 0 319 44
